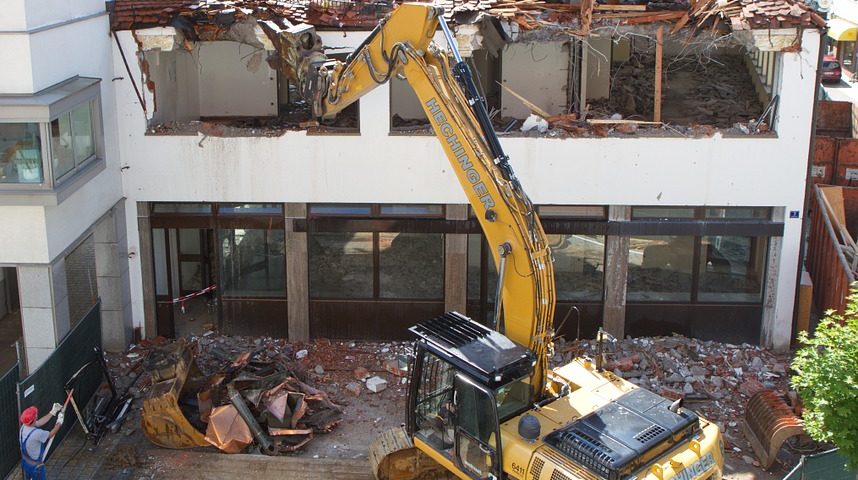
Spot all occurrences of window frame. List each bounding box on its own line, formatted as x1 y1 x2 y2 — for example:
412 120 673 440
0 77 104 198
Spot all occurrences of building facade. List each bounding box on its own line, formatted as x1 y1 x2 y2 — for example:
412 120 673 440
0 0 822 373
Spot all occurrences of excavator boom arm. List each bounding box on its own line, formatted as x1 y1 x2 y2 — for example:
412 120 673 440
267 3 556 398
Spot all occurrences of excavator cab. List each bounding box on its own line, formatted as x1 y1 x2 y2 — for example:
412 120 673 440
405 312 534 479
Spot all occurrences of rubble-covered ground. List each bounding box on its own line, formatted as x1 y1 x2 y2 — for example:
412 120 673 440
46 332 824 479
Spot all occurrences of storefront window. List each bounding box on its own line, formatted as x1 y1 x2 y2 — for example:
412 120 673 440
632 207 695 219
379 233 443 299
152 203 212 214
0 123 43 184
705 207 770 219
309 204 372 216
698 236 765 302
549 234 605 301
841 41 856 71
628 235 694 301
220 203 282 214
309 232 373 298
467 235 497 303
219 228 285 297
379 204 444 216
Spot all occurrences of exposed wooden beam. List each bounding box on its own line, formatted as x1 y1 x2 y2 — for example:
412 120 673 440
654 26 664 123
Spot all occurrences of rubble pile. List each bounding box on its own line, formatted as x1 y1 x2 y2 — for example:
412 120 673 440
553 334 798 467
147 104 358 137
109 330 807 469
111 333 413 456
588 53 764 129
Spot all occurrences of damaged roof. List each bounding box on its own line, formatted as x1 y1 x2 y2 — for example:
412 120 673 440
107 0 825 35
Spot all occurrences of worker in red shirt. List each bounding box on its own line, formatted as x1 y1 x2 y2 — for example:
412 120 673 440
19 403 63 480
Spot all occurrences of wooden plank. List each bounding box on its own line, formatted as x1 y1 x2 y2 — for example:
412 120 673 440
670 12 691 33
624 11 685 24
587 119 663 125
497 81 552 118
594 4 647 11
654 26 663 123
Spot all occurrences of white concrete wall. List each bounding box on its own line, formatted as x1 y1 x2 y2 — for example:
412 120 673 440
0 207 49 264
0 4 124 268
0 35 34 93
197 42 277 117
502 42 569 118
115 29 820 350
832 0 858 26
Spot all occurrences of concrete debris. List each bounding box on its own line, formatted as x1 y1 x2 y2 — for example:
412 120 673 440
366 376 388 393
353 366 370 381
118 332 414 458
344 382 362 397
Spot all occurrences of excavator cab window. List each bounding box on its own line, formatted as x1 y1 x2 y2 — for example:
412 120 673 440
412 349 457 454
453 375 501 479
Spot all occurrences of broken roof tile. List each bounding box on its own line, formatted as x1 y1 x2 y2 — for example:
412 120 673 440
106 0 824 35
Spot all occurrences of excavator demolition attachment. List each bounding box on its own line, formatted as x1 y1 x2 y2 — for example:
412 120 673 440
141 341 209 449
369 426 453 480
742 390 805 470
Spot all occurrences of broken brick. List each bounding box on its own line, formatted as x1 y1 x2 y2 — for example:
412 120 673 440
344 382 362 397
738 379 766 397
353 367 370 381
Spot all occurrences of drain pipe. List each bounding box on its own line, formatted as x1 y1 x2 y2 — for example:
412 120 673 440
228 383 277 455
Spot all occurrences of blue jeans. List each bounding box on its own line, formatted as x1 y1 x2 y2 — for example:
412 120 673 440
22 460 46 480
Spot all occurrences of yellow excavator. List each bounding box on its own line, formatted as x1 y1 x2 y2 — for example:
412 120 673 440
271 4 725 479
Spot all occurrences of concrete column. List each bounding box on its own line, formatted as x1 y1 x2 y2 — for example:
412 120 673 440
445 205 468 313
18 265 59 371
286 203 309 341
358 83 391 138
603 205 631 338
95 202 134 351
137 203 157 340
760 207 785 351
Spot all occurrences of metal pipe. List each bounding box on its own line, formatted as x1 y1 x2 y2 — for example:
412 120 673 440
227 383 277 455
438 18 463 64
492 243 512 333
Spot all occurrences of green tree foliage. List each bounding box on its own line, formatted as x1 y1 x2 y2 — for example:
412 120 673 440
791 289 858 465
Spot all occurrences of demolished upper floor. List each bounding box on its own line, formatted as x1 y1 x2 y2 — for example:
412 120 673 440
105 0 824 138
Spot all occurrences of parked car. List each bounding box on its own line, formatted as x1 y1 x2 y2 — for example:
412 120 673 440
822 56 843 84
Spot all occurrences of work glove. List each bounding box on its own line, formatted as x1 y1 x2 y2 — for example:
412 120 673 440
50 403 62 416
55 412 64 426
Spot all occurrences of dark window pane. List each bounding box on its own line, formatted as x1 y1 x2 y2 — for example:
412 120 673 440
414 351 456 451
309 232 373 298
309 204 372 216
705 207 771 219
152 228 169 296
379 204 444 216
538 206 607 218
549 234 604 301
632 207 695 219
379 233 443 299
219 228 285 297
51 113 75 181
698 236 766 302
0 122 43 184
152 203 212 214
467 235 497 303
628 235 693 302
219 203 283 215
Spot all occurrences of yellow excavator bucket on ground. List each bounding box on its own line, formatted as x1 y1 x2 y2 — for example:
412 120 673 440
141 340 209 449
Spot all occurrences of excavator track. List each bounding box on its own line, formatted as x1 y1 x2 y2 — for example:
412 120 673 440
369 427 454 480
